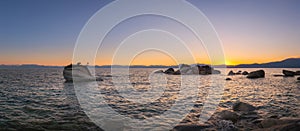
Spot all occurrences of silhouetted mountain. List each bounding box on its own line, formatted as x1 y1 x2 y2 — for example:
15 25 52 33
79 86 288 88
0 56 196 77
230 58 300 68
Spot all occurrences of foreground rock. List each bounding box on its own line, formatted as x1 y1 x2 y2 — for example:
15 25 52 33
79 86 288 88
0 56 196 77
247 70 265 79
233 101 256 112
283 70 295 77
219 110 240 123
164 68 175 74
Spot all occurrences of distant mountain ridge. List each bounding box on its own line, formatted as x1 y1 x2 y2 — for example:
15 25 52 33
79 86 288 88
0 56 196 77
229 58 300 68
0 58 299 68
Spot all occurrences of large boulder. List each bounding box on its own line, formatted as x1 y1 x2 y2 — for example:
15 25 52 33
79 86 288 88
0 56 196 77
283 70 295 77
228 71 235 76
233 101 256 112
219 110 240 123
246 70 265 79
179 64 192 75
164 68 175 74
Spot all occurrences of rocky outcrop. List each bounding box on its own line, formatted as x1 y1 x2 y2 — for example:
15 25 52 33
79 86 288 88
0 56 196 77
283 70 295 77
246 70 265 79
164 68 175 74
178 64 219 75
233 101 256 112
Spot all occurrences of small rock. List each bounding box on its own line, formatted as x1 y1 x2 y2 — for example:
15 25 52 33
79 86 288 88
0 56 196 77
247 70 265 79
283 70 295 77
242 71 249 75
295 71 300 75
154 70 164 73
219 110 240 123
233 101 256 112
226 78 232 81
164 68 175 74
96 78 103 81
297 77 300 80
228 71 235 76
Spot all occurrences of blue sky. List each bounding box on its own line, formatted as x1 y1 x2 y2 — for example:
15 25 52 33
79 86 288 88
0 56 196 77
1 0 299 65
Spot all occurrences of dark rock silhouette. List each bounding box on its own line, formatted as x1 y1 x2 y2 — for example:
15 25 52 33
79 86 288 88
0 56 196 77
226 78 232 81
273 74 284 77
242 71 249 75
247 70 265 79
228 71 235 76
164 68 175 74
173 70 181 75
283 70 295 77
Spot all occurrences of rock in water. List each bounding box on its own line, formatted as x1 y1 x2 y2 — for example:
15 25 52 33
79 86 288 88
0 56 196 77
283 70 295 77
295 71 300 75
226 78 232 81
164 68 175 74
297 77 300 80
212 70 221 74
154 70 164 73
219 110 240 123
242 71 249 75
233 101 256 112
246 70 265 79
173 70 181 75
228 71 235 76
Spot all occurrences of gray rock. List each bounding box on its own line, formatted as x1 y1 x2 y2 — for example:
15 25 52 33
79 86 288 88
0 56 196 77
233 101 256 112
247 70 265 79
164 68 175 74
283 70 295 77
219 110 240 123
242 71 249 75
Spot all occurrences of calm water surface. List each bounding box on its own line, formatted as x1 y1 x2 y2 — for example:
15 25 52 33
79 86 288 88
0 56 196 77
0 68 299 130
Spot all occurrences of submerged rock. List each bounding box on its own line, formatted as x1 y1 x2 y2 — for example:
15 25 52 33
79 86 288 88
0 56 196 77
219 110 240 123
233 101 256 112
247 70 265 79
164 68 175 74
242 71 249 75
283 70 295 77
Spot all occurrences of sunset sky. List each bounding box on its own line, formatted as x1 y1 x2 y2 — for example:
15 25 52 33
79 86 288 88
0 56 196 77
1 0 300 66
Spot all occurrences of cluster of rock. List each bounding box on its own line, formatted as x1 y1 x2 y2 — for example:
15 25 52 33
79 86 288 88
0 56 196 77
157 64 221 75
217 101 300 131
273 69 300 81
227 70 265 79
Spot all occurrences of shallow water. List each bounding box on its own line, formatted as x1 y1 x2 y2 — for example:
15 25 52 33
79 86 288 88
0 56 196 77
0 68 299 130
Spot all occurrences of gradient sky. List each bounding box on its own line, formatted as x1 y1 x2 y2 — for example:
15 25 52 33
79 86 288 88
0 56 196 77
1 0 300 66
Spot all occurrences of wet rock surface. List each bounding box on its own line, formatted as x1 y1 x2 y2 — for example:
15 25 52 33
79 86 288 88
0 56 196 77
247 70 265 79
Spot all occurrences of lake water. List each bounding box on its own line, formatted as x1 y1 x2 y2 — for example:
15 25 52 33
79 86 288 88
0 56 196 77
0 68 299 130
